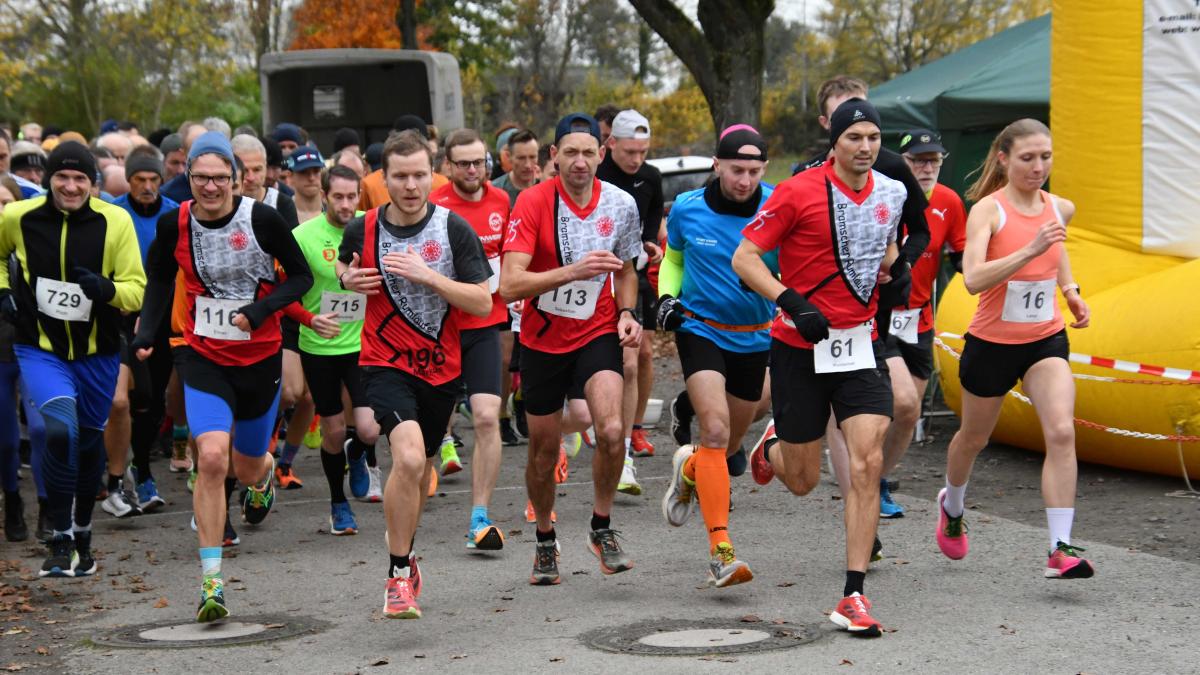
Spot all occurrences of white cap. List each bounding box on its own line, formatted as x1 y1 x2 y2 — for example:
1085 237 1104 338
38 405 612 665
610 110 651 140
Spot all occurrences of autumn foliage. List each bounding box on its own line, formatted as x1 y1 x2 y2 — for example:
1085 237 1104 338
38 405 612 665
289 0 433 50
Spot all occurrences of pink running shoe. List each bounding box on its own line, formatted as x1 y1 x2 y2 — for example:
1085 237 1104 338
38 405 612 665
1045 542 1094 579
935 488 969 560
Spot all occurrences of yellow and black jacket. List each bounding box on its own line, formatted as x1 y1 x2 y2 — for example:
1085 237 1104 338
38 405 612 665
0 195 145 360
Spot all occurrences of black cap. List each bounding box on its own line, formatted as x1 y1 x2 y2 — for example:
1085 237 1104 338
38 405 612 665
391 115 428 138
716 125 767 161
271 122 303 145
828 98 882 148
365 142 384 172
333 127 360 153
899 128 946 155
554 112 601 145
263 137 285 169
42 141 97 188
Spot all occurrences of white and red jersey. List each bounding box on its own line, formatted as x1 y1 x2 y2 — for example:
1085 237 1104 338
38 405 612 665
502 176 642 354
743 160 906 349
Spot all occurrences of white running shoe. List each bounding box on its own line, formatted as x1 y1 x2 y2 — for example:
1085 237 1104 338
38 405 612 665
661 445 696 527
617 459 641 496
365 466 383 503
101 483 141 518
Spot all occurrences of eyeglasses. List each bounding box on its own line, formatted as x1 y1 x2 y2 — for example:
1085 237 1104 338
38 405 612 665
451 159 486 171
189 174 232 187
903 155 945 168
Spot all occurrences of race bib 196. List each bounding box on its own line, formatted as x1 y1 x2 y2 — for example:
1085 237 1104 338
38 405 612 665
36 278 92 322
487 256 501 295
320 291 366 323
890 308 920 345
1002 279 1055 323
194 296 251 341
538 278 604 320
814 323 875 373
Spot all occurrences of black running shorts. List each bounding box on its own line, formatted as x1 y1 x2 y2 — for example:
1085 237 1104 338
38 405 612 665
521 333 622 416
769 338 893 444
363 366 459 456
958 329 1069 398
675 330 768 402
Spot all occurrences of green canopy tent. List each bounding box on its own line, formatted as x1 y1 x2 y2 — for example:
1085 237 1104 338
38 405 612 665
871 14 1050 195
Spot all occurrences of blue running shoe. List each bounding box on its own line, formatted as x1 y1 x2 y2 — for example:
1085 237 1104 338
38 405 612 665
880 478 905 518
346 439 370 499
329 502 358 535
136 478 166 512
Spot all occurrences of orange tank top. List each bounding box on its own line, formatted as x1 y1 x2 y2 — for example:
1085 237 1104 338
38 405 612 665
967 189 1064 344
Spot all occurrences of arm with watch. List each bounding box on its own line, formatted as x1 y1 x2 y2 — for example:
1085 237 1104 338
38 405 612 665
614 259 642 348
1058 253 1089 329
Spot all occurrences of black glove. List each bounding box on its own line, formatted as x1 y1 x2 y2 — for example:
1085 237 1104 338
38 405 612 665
72 266 116 303
878 259 912 310
948 250 964 274
776 288 829 343
0 289 16 321
655 295 684 331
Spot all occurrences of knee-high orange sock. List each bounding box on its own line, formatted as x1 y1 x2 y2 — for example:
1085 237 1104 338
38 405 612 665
690 446 731 551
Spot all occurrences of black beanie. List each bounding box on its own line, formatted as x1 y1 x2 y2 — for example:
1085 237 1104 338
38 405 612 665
828 98 882 148
333 127 360 153
42 141 97 188
391 114 428 138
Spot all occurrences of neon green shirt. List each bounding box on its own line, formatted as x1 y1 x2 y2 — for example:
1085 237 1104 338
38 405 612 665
294 212 364 355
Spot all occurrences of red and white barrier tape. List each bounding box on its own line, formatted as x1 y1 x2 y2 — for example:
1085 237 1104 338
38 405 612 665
937 332 1200 384
932 336 1200 443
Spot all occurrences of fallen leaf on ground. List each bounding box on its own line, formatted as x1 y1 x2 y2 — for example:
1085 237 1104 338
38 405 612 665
2 628 28 635
549 657 564 662
33 648 48 656
839 659 854 666
152 598 168 609
369 658 389 666
264 623 285 629
776 582 795 587
739 614 760 622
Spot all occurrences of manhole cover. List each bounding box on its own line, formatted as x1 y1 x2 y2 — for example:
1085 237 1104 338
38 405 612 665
91 614 330 649
582 617 820 656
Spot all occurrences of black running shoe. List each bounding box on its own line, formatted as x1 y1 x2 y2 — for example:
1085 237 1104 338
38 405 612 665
500 417 521 447
39 534 77 578
4 491 28 542
36 500 52 543
74 530 97 576
670 393 694 446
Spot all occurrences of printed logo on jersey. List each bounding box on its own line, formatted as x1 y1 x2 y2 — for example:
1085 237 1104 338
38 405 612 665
229 231 249 251
322 248 336 262
505 218 521 244
596 215 614 237
931 208 946 220
420 240 443 263
489 212 503 232
828 175 904 306
748 209 775 231
873 202 891 225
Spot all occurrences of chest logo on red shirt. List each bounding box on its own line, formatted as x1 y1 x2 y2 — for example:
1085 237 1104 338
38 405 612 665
596 216 614 237
489 212 503 232
873 202 891 225
420 240 443 262
229 231 249 251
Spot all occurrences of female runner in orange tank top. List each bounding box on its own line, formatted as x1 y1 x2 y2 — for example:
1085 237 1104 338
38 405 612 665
934 119 1095 580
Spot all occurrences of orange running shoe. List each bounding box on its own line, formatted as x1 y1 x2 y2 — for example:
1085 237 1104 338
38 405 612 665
554 447 569 484
275 465 304 490
524 500 556 523
427 469 438 498
630 427 654 457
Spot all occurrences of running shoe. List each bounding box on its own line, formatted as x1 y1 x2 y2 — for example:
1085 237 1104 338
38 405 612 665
467 521 504 551
879 477 904 518
661 445 696 527
439 436 462 475
935 488 969 560
303 419 322 449
39 534 77 578
136 478 166 512
329 502 358 535
561 432 582 458
101 482 142 518
457 399 473 424
530 540 561 585
630 427 655 457
872 536 883 563
587 528 634 574
554 447 569 484
451 431 465 448
1044 542 1095 579
507 392 528 438
196 574 228 623
617 459 641 496
383 575 421 619
4 491 28 542
669 393 693 446
427 468 438 497
708 542 753 588
726 445 748 478
275 464 304 490
35 502 52 544
241 458 276 525
581 428 595 449
73 530 97 577
500 417 521 447
170 438 193 473
186 469 197 494
524 500 556 523
223 519 240 547
830 592 882 637
346 439 370 499
365 466 383 502
749 420 777 485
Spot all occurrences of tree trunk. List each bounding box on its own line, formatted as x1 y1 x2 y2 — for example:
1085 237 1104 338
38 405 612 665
628 0 773 138
397 0 417 50
636 23 650 83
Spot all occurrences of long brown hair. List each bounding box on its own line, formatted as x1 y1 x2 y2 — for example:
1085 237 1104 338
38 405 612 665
964 119 1051 202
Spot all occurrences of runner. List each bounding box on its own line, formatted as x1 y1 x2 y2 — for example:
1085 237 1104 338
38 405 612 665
232 134 299 228
657 125 775 587
358 116 450 212
0 141 146 577
132 132 313 622
501 112 643 585
336 130 491 619
288 145 325 225
935 119 1094 579
734 99 909 637
292 165 380 535
429 128 512 550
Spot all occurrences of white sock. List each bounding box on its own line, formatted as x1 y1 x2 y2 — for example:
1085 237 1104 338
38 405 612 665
72 522 92 534
1046 508 1074 550
624 439 632 460
943 479 968 518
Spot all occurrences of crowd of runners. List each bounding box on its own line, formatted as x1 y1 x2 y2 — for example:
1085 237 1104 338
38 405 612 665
0 74 1094 636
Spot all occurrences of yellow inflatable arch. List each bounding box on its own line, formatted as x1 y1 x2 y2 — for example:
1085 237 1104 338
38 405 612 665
935 1 1200 479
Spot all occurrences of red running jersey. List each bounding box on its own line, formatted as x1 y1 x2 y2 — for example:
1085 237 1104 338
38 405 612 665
430 181 510 329
901 183 967 333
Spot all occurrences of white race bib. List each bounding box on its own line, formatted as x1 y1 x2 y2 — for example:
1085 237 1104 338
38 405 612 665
36 278 92 322
320 291 366 323
487 256 501 294
890 308 920 345
538 278 604 320
194 296 251 341
1002 279 1055 323
814 323 875 373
